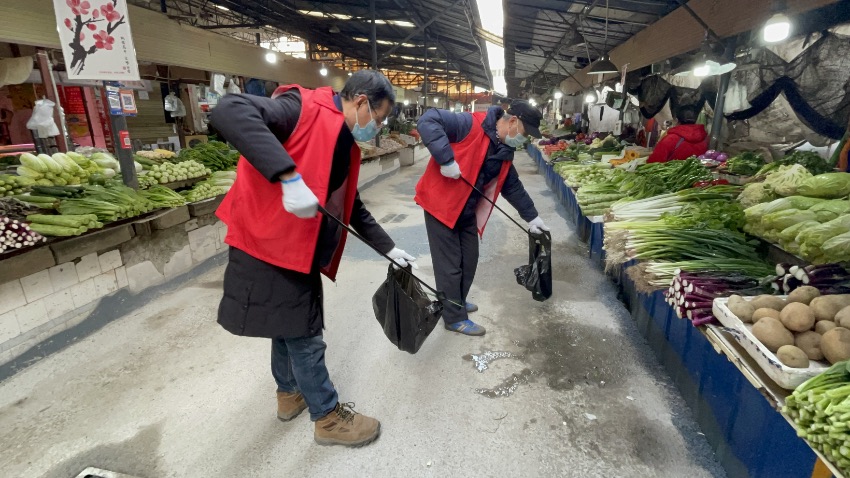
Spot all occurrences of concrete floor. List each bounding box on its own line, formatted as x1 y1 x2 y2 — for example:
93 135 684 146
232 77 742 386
0 153 727 478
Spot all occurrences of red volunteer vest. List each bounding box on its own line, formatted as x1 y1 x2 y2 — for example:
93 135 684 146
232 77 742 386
414 112 511 236
216 85 360 280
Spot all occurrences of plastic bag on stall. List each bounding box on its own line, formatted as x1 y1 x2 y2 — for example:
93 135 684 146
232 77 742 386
164 93 186 118
226 77 241 95
26 99 60 137
372 265 443 354
210 73 226 96
514 231 553 302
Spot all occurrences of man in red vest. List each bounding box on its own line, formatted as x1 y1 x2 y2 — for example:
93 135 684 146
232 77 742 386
415 100 548 336
211 71 416 448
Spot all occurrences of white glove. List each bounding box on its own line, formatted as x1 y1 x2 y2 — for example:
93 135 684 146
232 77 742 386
440 160 462 179
528 217 550 234
387 247 418 270
281 173 319 218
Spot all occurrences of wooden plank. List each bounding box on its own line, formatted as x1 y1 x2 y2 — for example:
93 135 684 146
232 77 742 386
187 195 225 217
49 225 134 264
0 246 56 283
561 0 839 94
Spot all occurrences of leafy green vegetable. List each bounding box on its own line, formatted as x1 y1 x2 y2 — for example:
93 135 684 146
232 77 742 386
797 173 850 199
725 151 764 176
177 141 240 171
780 150 833 175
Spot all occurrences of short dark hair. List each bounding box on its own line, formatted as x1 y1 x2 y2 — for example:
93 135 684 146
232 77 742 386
676 104 698 124
340 70 396 106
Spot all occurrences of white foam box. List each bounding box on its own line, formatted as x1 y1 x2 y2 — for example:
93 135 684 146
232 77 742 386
713 296 828 390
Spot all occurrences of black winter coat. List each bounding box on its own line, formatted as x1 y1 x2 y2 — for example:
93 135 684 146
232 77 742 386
212 91 395 339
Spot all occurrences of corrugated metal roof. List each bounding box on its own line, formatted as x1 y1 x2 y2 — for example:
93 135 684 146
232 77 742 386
503 0 680 97
191 0 493 89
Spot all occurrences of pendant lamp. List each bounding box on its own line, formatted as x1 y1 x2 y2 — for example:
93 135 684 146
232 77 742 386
589 0 618 75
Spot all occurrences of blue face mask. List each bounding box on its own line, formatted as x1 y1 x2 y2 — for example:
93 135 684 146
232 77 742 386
504 121 526 148
351 100 379 141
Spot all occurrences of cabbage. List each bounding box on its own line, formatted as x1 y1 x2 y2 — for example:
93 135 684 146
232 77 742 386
762 209 819 231
759 196 825 215
798 215 850 260
796 173 850 199
744 202 774 222
821 231 850 263
737 182 776 208
809 200 850 222
764 164 813 196
779 220 820 244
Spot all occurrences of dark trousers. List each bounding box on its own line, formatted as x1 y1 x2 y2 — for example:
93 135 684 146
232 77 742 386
424 211 479 324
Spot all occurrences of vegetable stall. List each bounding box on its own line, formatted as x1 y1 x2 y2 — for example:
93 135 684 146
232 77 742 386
528 136 850 478
0 140 238 249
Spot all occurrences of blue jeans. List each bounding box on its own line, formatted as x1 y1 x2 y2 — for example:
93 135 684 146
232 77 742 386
271 335 338 421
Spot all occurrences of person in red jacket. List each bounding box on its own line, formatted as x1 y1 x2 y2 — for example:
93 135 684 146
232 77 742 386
211 71 416 448
647 105 708 163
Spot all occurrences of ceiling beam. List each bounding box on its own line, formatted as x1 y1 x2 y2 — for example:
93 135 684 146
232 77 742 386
560 0 839 93
377 0 465 63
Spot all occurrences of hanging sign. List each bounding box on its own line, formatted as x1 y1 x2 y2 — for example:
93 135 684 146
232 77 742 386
53 0 140 81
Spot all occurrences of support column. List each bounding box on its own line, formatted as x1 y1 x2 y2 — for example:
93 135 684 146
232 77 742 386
709 41 735 150
104 82 138 188
35 50 68 153
423 33 429 108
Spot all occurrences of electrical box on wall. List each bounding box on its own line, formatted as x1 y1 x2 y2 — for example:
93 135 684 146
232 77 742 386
184 135 208 148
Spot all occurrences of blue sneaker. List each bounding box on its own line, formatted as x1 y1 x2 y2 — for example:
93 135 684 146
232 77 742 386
465 302 479 313
445 320 486 336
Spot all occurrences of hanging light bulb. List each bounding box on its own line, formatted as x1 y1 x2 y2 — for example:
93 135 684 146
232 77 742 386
763 12 791 43
403 99 410 106
554 91 563 100
529 98 537 107
588 0 618 75
319 66 328 76
265 52 277 63
433 97 439 104
584 93 596 103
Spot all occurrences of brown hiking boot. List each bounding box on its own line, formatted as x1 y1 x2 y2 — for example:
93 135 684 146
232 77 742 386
314 402 381 447
277 391 307 421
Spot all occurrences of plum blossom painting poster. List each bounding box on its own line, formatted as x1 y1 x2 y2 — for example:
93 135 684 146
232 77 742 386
53 0 140 81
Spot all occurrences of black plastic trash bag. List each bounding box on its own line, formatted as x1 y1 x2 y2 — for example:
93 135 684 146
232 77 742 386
372 265 443 354
514 231 553 302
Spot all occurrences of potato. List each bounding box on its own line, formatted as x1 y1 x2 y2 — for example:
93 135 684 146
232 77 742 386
727 295 755 323
752 317 795 352
780 302 816 332
751 295 786 311
787 286 821 305
836 306 850 329
777 345 810 368
795 331 824 361
815 321 838 335
810 295 850 322
752 308 781 323
821 328 850 364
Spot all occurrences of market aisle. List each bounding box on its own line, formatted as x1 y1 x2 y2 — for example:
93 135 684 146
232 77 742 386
0 153 726 478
